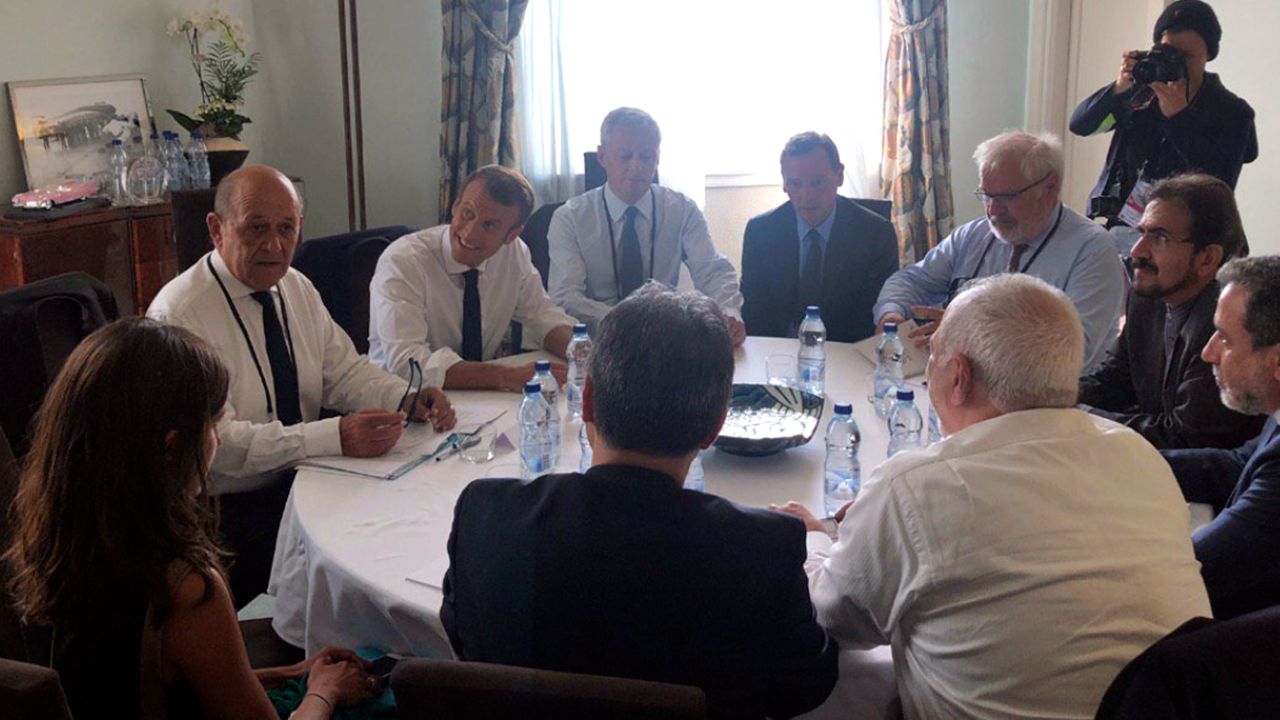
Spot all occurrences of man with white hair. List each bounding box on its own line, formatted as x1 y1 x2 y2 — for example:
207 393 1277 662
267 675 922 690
781 274 1210 719
874 131 1125 371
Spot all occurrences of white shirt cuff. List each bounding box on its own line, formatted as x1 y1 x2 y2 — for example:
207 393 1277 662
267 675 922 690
304 416 344 458
806 529 835 556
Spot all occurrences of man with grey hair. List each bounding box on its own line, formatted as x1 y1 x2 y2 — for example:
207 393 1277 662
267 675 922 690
1162 255 1280 618
874 131 1125 372
443 283 837 718
783 274 1209 719
547 107 746 342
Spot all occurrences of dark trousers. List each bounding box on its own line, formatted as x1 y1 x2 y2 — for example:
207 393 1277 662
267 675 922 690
217 473 294 609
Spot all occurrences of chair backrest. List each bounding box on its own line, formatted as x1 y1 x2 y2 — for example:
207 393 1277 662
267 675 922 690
0 658 73 720
0 429 24 661
291 226 413 354
851 197 893 223
170 188 218 273
391 659 706 720
0 273 118 459
520 203 564 290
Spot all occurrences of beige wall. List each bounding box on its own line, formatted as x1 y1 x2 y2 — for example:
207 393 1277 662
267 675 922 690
0 0 259 202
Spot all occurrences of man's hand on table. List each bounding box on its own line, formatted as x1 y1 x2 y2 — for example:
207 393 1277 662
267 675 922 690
772 500 854 533
340 409 404 457
406 386 457 431
503 361 568 392
906 305 944 349
725 314 747 347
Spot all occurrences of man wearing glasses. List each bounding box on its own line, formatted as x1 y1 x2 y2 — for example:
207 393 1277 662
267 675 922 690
1079 174 1262 449
874 131 1125 372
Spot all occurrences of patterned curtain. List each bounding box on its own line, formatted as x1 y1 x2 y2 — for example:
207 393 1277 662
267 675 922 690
881 0 954 266
438 0 529 222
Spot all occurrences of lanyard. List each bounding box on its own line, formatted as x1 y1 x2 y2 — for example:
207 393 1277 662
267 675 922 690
603 187 657 301
206 255 298 418
949 205 1065 303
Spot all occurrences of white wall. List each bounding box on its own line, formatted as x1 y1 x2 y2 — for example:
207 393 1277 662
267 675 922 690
1207 0 1278 256
0 0 258 202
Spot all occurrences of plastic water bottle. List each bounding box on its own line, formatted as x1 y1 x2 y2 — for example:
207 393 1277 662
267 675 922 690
871 323 907 417
565 324 591 419
824 403 861 515
107 139 130 206
927 404 942 444
519 382 553 480
532 360 561 467
685 452 705 492
887 389 923 458
797 306 826 395
186 132 211 189
128 131 145 160
578 422 592 473
163 131 189 191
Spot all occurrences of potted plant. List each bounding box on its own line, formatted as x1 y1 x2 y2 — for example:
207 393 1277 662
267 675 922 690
167 5 261 184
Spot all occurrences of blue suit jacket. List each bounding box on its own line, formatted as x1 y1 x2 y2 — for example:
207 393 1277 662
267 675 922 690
440 464 838 719
1163 418 1280 618
740 196 898 343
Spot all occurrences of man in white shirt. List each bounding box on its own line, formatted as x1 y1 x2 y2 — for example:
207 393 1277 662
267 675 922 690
780 274 1210 719
369 165 575 390
149 164 456 605
547 107 746 343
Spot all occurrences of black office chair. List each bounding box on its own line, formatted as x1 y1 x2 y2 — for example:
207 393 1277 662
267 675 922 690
852 197 893 223
0 658 73 720
392 658 707 719
170 187 218 273
0 273 118 459
291 226 414 354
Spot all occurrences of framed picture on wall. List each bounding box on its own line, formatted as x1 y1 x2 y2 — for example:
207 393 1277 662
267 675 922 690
7 74 156 192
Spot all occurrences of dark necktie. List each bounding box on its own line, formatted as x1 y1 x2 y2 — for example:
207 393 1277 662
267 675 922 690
618 205 644 298
462 268 482 361
250 291 302 426
799 228 824 310
1007 243 1027 273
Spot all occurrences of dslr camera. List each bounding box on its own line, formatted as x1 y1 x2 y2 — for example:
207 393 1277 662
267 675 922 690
1131 43 1187 84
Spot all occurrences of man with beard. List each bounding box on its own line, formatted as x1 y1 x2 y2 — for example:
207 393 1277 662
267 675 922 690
1162 256 1280 618
1079 174 1263 448
874 131 1125 372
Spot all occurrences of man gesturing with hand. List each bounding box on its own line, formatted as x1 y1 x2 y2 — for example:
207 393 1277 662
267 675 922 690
149 164 456 604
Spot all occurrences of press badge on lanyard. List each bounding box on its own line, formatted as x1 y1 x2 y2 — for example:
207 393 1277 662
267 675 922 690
1118 177 1155 228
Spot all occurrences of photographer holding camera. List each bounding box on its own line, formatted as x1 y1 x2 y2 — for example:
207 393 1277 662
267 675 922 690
1070 0 1257 254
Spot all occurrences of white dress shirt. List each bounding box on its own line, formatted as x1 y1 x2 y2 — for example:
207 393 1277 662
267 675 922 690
148 251 407 495
547 184 743 328
805 408 1211 720
367 225 575 387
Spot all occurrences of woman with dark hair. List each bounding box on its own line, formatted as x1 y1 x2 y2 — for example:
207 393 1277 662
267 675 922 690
6 318 375 719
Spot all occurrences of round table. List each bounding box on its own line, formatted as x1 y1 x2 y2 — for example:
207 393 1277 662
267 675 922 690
269 336 908 718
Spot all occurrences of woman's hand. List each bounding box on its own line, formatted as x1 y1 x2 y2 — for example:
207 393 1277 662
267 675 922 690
307 655 379 709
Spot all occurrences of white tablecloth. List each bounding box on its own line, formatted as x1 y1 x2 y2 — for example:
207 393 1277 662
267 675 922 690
267 335 1211 720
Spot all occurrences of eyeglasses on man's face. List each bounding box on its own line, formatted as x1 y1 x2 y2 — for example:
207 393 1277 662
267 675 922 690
973 172 1052 205
1135 228 1195 249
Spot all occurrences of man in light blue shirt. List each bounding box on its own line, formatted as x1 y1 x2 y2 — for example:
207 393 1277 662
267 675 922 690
548 107 745 342
875 131 1124 371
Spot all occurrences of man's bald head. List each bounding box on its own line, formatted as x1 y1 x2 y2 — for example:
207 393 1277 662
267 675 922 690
207 165 304 291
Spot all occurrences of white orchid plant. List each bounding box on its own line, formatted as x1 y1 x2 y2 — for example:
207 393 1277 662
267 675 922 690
166 5 261 140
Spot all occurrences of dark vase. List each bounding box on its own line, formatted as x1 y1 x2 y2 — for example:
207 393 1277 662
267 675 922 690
208 149 250 187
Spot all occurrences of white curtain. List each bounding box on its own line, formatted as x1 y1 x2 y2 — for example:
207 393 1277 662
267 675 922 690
517 1 887 207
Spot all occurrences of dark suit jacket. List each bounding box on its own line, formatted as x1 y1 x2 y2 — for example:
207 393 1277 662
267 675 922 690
1095 606 1280 719
1163 419 1280 618
1079 280 1264 449
441 465 838 719
741 197 898 343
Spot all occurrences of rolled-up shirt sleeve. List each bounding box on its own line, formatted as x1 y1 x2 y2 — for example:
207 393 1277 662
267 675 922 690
369 246 464 389
512 241 575 347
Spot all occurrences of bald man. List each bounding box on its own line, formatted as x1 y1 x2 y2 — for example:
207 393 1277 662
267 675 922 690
149 165 456 604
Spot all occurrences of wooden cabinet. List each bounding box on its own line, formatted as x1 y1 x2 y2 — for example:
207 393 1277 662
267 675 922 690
0 203 176 315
